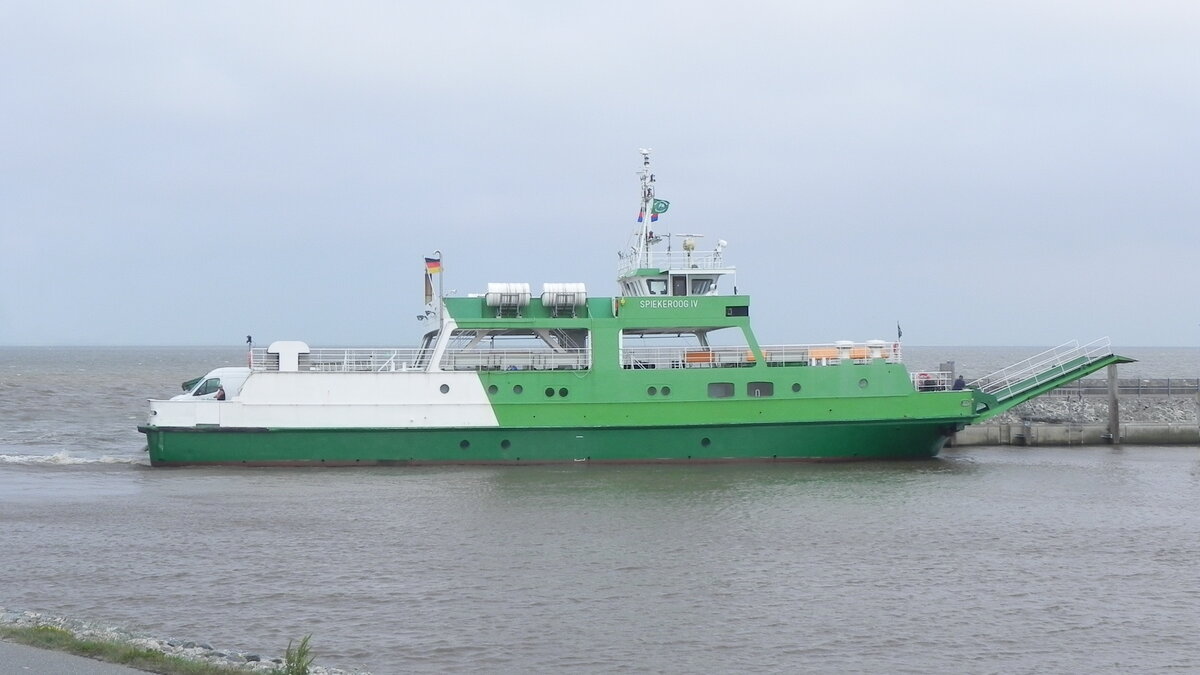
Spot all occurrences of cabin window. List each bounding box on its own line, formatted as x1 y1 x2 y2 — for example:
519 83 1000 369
708 382 734 398
748 382 774 397
647 279 668 296
194 378 221 396
691 279 714 295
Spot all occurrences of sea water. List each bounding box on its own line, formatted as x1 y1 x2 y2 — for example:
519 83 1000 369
1 347 1199 673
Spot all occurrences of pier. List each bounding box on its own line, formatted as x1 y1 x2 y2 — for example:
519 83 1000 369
953 370 1200 446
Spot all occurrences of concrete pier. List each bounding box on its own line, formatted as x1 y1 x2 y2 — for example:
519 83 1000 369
948 372 1200 447
954 422 1200 446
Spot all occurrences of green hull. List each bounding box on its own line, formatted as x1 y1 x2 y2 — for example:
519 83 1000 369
140 420 957 466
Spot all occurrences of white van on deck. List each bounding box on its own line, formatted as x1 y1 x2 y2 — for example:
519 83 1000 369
170 367 252 401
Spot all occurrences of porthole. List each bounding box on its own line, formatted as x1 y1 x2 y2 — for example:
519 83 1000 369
701 437 712 447
459 440 470 449
648 386 658 396
858 378 869 389
559 388 568 397
487 384 498 395
439 384 450 394
661 386 671 396
545 387 555 397
501 440 511 449
792 383 801 393
513 385 523 394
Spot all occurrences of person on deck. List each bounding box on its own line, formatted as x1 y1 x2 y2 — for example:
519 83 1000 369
952 376 966 390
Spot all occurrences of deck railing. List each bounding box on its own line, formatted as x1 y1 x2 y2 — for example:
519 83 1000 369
440 348 590 371
1040 377 1200 397
758 343 903 367
911 371 955 391
621 345 756 369
250 347 431 372
620 341 903 370
616 250 730 277
251 341 915 374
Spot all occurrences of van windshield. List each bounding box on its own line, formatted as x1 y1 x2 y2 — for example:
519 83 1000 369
193 378 221 396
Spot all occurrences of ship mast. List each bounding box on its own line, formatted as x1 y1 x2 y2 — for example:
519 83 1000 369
633 148 661 270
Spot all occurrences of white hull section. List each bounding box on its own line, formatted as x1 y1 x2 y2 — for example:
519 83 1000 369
148 372 499 429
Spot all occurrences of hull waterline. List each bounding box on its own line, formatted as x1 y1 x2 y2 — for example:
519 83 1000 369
140 420 957 467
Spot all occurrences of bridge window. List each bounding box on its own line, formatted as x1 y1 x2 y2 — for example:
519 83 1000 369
647 279 668 295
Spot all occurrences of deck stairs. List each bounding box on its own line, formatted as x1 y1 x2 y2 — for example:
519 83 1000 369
968 338 1135 422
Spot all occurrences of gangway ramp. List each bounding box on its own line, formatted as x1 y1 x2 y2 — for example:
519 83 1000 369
968 338 1135 422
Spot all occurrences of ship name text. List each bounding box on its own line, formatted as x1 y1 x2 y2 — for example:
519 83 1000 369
639 299 700 309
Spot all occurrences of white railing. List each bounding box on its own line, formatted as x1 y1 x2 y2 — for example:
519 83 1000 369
758 342 902 366
250 347 432 372
911 371 954 391
968 338 1113 397
617 250 730 277
620 341 902 370
622 345 756 369
440 348 590 371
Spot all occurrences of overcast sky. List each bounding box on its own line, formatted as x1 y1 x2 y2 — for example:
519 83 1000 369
1 1 1197 347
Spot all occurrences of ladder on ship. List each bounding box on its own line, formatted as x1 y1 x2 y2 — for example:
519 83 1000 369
968 338 1135 422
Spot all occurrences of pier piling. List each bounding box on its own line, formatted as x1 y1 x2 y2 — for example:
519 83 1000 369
1106 364 1120 443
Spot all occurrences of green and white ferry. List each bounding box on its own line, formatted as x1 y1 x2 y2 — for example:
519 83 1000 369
139 152 1130 466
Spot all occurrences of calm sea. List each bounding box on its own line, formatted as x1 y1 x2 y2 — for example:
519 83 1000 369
2 346 1199 673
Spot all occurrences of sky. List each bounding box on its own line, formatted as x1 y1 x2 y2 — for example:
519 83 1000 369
1 1 1197 347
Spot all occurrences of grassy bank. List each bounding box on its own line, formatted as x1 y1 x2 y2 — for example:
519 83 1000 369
0 624 256 674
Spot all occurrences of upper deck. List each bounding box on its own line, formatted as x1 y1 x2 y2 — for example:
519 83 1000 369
247 339 908 373
615 249 734 280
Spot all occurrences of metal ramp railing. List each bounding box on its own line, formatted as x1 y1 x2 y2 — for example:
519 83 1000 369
968 338 1115 401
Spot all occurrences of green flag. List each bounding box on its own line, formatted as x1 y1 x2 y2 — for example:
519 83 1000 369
652 199 670 214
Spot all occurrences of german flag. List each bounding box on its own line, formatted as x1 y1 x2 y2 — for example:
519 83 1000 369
425 257 442 274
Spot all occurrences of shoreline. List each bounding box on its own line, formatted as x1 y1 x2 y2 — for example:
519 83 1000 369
0 607 367 674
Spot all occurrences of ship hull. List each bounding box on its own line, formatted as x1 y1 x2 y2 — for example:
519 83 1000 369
139 419 958 466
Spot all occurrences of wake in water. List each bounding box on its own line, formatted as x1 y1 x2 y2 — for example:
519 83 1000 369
0 450 148 466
